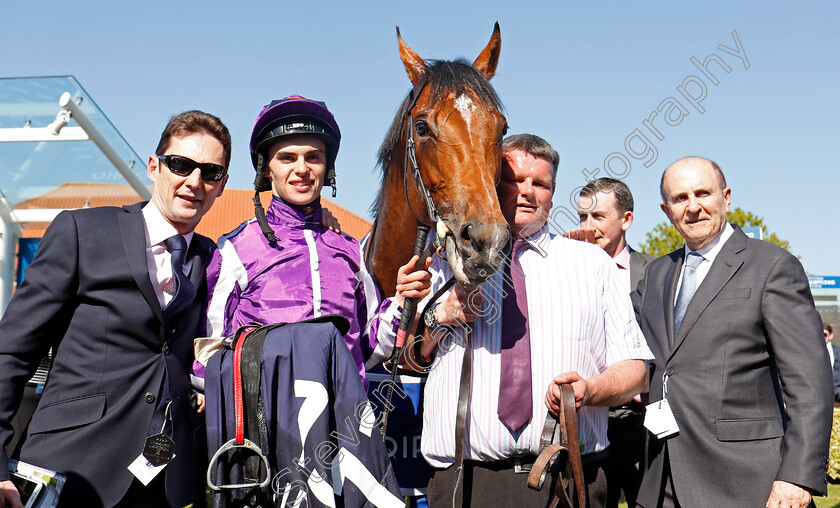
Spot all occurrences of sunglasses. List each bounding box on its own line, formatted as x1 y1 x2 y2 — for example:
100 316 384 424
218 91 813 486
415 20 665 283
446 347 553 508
158 154 227 182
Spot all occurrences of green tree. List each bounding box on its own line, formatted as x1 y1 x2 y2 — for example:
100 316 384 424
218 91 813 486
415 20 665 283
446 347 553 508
638 207 792 257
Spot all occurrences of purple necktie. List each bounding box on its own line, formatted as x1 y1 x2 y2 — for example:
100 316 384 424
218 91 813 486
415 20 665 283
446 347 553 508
498 239 532 431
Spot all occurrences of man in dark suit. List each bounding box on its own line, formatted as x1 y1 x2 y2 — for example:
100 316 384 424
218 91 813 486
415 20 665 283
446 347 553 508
0 110 230 508
571 177 654 508
824 324 840 401
634 156 831 508
574 177 654 292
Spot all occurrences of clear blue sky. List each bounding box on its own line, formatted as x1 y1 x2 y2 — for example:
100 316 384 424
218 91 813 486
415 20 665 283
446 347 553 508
3 1 837 274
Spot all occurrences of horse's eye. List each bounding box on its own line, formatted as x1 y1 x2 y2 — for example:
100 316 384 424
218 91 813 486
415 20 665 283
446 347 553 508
415 121 430 137
501 123 509 138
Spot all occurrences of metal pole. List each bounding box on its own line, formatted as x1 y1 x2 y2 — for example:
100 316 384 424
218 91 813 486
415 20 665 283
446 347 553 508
59 92 151 200
11 209 68 223
0 196 23 314
0 127 88 142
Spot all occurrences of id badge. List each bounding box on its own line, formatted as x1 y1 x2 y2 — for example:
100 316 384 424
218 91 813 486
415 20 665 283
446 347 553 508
644 398 680 439
143 433 175 466
130 399 176 483
128 453 175 485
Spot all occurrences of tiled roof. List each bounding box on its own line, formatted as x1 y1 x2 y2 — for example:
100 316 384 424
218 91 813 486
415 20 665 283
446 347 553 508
15 182 372 242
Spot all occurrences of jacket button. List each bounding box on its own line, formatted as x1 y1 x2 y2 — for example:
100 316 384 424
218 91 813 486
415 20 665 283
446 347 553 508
144 392 156 404
163 345 170 356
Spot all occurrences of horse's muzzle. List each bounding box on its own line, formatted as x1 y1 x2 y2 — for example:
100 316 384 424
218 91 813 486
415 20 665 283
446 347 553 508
446 221 509 283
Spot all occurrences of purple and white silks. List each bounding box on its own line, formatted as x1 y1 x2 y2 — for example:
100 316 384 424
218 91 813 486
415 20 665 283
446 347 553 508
201 197 400 388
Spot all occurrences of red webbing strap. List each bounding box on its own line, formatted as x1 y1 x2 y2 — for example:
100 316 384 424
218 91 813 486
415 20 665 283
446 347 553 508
232 326 256 445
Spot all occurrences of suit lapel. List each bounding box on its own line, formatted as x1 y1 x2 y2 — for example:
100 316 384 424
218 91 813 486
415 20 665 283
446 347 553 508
119 204 164 324
670 228 747 359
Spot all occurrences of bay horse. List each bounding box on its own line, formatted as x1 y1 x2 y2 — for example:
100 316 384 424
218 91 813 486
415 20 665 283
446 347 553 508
366 23 511 297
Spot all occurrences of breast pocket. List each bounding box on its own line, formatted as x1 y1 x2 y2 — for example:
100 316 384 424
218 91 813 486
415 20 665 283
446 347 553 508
29 393 106 434
552 297 598 342
719 288 751 299
714 417 783 442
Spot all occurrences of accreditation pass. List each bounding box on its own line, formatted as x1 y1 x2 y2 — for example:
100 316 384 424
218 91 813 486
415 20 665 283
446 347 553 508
644 372 680 439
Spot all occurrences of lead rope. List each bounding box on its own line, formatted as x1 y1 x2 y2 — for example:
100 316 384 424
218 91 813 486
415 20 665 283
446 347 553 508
451 324 472 507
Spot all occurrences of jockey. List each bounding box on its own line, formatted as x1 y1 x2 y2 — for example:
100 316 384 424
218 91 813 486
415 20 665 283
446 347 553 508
196 95 431 388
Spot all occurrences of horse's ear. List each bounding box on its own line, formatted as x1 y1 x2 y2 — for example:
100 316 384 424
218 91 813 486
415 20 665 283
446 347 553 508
397 26 427 88
473 22 501 80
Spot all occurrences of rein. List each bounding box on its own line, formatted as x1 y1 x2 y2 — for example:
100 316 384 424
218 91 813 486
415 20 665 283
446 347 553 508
527 385 586 508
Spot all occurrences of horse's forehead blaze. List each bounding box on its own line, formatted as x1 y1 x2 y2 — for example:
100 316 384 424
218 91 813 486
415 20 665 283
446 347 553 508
428 93 501 151
453 94 476 133
422 100 503 221
416 90 502 200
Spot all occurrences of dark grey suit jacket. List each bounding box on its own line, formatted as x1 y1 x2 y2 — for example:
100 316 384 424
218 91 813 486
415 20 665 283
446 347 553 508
832 343 840 401
628 247 654 295
0 203 211 508
633 226 832 507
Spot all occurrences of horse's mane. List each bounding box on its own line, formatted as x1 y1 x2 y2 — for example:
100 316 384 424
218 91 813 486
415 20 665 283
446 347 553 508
370 58 504 219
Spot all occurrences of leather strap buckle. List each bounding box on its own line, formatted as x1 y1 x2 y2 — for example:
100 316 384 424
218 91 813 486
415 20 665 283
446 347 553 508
513 455 533 474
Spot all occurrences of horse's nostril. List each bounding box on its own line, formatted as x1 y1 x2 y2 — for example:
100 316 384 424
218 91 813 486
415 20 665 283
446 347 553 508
459 222 492 253
460 224 473 243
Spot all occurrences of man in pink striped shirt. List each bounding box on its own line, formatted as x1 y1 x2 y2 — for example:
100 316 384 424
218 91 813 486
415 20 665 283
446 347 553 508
418 134 653 507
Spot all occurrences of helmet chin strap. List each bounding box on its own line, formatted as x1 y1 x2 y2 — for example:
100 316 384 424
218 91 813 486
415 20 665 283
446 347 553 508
253 190 279 243
253 153 279 243
327 168 337 197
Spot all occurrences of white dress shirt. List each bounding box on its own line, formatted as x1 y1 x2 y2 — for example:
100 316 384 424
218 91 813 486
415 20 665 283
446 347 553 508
613 245 632 294
142 201 193 309
420 227 653 467
674 223 734 304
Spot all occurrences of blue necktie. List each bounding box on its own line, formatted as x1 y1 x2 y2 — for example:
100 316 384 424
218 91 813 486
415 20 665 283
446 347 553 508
498 240 532 432
162 234 196 324
673 252 704 338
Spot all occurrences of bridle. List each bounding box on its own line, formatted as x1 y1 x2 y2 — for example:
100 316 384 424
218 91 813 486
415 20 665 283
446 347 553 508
383 83 520 508
380 82 455 435
402 82 451 252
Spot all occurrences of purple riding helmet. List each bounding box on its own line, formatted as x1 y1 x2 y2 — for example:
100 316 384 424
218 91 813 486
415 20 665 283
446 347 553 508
250 95 341 194
249 95 342 241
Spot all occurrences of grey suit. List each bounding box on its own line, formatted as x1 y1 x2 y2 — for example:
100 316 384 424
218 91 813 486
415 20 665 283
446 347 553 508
633 226 832 507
